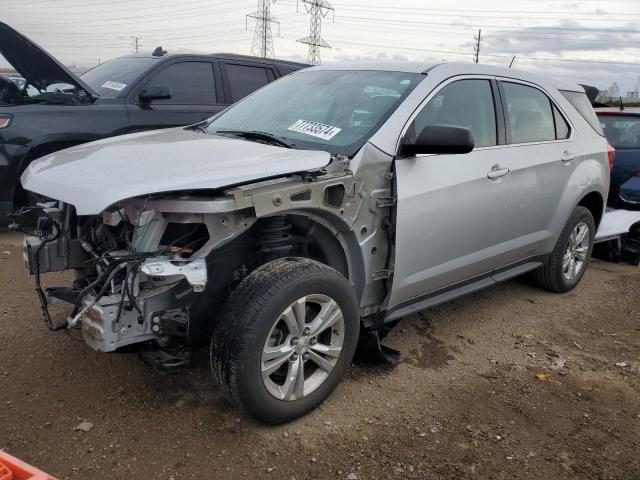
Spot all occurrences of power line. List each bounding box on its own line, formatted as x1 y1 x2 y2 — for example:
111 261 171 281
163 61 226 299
7 1 254 27
333 14 640 35
327 18 639 47
247 0 279 58
289 35 640 67
297 0 334 65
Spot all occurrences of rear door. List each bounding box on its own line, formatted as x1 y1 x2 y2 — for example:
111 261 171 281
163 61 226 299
389 77 512 310
126 60 225 131
220 61 276 104
496 79 575 265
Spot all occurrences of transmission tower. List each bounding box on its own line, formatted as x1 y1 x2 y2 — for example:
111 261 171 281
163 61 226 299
247 0 279 58
297 0 334 65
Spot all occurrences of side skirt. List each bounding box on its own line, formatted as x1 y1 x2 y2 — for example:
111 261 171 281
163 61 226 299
380 256 547 324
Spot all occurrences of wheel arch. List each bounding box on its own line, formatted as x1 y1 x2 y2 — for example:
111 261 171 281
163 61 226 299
577 190 605 230
260 210 367 301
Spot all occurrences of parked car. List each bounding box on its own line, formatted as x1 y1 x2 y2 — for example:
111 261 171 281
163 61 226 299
7 75 26 89
596 107 640 208
0 21 307 223
17 63 609 423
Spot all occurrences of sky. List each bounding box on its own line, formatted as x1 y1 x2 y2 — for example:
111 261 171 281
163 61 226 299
2 0 639 93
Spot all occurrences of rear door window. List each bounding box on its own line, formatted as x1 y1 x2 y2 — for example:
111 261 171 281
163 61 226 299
413 79 498 148
502 82 556 144
144 61 216 105
222 63 271 102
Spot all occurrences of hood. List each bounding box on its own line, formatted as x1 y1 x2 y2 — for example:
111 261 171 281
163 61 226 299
0 22 98 98
21 128 331 215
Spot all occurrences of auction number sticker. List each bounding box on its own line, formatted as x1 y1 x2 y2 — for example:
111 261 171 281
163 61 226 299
287 119 341 140
101 81 127 91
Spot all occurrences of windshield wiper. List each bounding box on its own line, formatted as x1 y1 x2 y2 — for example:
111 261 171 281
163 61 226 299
215 129 294 149
185 120 208 133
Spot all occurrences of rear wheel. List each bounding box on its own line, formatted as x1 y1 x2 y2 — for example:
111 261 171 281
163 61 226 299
210 257 360 423
533 206 595 293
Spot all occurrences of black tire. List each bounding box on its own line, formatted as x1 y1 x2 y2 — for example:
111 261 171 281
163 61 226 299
533 206 596 293
210 257 360 424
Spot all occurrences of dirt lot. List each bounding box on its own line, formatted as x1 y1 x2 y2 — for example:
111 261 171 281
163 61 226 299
0 230 639 480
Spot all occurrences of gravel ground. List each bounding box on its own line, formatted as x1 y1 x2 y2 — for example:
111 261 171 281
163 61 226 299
1 230 639 479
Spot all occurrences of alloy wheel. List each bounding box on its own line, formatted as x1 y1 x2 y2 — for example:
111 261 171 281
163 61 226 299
562 221 590 281
261 294 345 401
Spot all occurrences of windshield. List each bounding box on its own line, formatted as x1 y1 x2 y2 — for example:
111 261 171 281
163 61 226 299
599 114 640 149
81 57 158 97
206 70 423 156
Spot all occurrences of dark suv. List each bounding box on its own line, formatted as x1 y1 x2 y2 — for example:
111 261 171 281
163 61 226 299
596 107 640 208
0 22 307 222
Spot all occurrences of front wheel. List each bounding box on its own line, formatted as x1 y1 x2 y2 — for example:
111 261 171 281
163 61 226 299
533 206 596 293
210 257 360 424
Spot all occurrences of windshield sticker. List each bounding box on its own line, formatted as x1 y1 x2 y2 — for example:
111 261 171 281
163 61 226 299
287 119 341 140
101 81 127 92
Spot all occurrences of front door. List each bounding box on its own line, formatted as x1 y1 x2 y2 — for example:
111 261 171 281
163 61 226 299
389 77 511 310
126 60 225 131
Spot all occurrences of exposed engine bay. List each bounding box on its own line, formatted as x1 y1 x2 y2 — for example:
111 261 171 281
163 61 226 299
0 76 93 106
16 195 262 353
12 164 384 361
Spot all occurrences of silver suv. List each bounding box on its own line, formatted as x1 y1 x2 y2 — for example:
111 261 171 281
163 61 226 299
18 63 610 423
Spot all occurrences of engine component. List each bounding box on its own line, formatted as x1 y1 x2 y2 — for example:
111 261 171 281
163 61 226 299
140 258 207 292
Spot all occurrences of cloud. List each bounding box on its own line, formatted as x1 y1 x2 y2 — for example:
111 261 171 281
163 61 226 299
481 21 640 56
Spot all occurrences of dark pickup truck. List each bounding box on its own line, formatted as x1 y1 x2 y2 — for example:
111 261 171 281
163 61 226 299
0 22 307 223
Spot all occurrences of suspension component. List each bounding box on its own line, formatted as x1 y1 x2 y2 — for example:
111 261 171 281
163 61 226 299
258 216 293 259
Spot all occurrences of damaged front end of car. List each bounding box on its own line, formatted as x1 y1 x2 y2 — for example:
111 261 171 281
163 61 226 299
16 194 258 354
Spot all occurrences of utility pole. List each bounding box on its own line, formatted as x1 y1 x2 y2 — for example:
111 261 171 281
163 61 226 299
130 36 142 54
297 0 334 65
473 29 482 64
247 0 279 58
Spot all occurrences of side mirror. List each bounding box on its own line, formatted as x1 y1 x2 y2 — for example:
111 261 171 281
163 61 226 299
139 85 172 102
401 124 474 156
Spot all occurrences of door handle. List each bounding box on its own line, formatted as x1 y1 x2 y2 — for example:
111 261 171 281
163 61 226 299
561 151 576 163
487 165 510 180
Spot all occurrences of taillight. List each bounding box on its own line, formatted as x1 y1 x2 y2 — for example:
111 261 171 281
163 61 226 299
607 143 616 171
0 114 11 129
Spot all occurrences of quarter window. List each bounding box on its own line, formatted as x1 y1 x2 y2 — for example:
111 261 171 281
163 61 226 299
553 105 571 140
223 63 271 102
561 90 604 136
145 62 215 105
502 82 556 144
413 79 497 148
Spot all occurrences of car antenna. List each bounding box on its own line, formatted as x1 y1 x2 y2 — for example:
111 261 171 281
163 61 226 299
152 46 167 57
619 96 625 111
